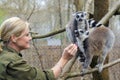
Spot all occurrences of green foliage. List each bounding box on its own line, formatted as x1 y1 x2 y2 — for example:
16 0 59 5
0 9 6 25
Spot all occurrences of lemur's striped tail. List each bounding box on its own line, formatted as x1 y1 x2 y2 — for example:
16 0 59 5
88 19 102 28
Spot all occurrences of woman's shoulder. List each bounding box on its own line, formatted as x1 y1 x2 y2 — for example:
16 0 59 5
0 50 22 62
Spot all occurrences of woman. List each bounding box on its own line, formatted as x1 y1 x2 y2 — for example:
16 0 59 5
0 17 77 80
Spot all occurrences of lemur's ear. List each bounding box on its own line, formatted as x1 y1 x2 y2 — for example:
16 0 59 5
72 11 82 17
72 13 76 17
88 13 94 18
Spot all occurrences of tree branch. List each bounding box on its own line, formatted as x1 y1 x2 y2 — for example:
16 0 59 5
27 1 36 21
32 28 65 39
63 58 120 79
97 0 120 25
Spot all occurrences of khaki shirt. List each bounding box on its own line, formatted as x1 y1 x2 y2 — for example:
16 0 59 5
0 46 55 80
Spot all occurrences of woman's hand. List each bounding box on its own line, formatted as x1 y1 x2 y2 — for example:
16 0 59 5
62 44 78 61
51 44 77 78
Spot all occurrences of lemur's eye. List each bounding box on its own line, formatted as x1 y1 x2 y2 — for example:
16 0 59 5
81 14 84 17
80 30 84 33
76 15 79 18
84 12 87 15
86 32 89 35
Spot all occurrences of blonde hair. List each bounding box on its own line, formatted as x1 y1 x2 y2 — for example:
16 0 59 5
0 17 29 52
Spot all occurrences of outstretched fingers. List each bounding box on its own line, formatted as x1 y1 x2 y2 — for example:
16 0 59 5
64 44 77 56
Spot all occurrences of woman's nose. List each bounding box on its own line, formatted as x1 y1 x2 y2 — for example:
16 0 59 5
29 35 32 40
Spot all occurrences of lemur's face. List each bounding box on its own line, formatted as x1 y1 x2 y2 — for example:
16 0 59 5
73 11 90 40
73 11 89 22
74 28 89 41
73 11 90 31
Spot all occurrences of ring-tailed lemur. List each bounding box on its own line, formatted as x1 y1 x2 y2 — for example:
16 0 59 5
66 11 91 62
66 11 95 62
66 11 115 73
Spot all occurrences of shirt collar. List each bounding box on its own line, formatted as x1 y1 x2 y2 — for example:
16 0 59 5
3 46 23 57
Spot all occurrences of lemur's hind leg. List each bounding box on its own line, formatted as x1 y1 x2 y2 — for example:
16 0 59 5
96 47 109 72
81 51 93 73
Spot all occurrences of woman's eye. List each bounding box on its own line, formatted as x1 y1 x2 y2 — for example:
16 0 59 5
26 33 30 36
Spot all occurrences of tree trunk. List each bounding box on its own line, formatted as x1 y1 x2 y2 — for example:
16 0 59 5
91 0 109 80
94 0 109 24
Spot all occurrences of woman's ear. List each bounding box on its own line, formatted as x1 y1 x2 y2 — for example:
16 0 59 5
10 35 17 43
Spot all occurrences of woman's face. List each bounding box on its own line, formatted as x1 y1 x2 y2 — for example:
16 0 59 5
14 27 32 50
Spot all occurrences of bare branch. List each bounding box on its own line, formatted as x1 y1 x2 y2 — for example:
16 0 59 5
27 1 36 21
62 58 120 79
32 28 65 39
31 40 45 70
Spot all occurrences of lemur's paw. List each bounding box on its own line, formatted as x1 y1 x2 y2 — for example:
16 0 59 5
81 69 87 75
96 64 103 72
95 64 99 68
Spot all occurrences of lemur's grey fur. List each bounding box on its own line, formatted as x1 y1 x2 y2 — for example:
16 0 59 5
66 11 90 62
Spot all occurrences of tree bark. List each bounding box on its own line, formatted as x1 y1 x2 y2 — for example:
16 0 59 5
94 0 109 23
73 0 84 11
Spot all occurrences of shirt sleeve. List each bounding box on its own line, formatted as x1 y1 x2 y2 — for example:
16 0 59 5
6 56 55 80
